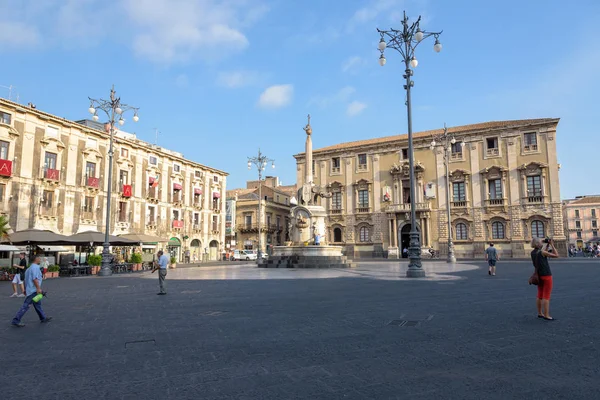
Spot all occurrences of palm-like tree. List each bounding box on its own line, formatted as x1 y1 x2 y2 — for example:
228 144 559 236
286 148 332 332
0 215 11 242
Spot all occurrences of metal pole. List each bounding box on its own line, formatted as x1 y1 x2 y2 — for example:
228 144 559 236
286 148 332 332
257 151 262 262
99 113 115 276
445 150 456 263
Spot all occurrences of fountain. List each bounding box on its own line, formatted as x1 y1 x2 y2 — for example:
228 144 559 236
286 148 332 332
259 115 354 269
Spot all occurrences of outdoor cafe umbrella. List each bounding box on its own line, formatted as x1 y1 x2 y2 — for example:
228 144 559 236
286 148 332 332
118 233 169 244
2 229 72 246
66 231 138 246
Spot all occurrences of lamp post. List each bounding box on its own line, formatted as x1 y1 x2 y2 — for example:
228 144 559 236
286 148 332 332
247 149 275 262
429 124 465 264
377 11 442 278
87 85 139 276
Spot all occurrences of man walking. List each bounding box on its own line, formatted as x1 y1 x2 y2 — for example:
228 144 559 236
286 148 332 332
152 250 169 295
11 255 52 327
10 252 27 297
485 242 499 276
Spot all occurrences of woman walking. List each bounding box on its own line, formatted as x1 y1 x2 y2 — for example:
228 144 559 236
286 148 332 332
531 237 559 320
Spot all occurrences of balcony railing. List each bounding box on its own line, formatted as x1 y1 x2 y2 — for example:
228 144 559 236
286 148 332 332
451 200 467 208
486 198 505 206
193 224 201 231
386 202 430 212
86 176 100 188
450 152 463 160
486 148 499 157
523 144 538 152
356 206 370 213
331 167 340 174
172 220 184 229
330 208 343 214
121 184 132 198
527 195 544 204
357 164 367 171
237 223 281 233
147 187 160 200
193 201 203 209
0 159 13 177
42 168 60 181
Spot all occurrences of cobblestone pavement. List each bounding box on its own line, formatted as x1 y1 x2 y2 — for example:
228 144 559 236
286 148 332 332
1 260 599 399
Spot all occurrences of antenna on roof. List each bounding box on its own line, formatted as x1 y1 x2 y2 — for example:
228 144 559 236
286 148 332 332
0 84 18 101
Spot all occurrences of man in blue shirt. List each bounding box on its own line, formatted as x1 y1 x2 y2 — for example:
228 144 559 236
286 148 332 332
12 255 52 327
153 250 169 295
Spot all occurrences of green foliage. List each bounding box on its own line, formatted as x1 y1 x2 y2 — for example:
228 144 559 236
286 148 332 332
170 256 177 264
87 254 102 267
48 265 60 272
0 215 10 242
129 253 143 264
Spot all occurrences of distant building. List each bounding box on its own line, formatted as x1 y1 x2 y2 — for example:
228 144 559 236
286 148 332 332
0 98 227 261
562 195 600 248
227 177 292 254
294 118 566 258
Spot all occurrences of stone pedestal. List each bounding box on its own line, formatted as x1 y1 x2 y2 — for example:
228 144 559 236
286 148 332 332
260 245 355 269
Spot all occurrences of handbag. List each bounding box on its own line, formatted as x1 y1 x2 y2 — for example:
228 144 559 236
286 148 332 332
528 249 540 285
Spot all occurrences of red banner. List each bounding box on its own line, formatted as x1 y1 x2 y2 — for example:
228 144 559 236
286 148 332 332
87 176 99 187
45 168 60 181
122 184 132 197
172 220 184 229
0 159 12 177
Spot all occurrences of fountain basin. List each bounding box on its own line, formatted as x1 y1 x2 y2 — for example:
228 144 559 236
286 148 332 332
259 245 355 269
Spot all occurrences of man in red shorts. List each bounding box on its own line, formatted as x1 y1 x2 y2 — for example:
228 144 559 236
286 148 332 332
531 237 559 321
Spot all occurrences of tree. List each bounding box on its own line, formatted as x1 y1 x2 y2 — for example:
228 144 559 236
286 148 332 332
0 215 10 242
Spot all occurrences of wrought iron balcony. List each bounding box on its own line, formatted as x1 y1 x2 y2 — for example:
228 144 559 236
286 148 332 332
385 202 430 212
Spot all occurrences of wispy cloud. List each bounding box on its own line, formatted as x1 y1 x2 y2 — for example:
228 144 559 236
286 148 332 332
216 70 262 88
0 21 39 47
258 84 294 109
342 56 367 73
309 86 356 109
347 101 367 117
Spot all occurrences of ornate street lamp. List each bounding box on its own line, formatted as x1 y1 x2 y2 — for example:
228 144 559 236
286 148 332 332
377 11 442 278
87 85 139 276
430 124 465 264
247 149 275 262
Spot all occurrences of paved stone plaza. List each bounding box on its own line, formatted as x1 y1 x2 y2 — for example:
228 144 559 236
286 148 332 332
1 260 599 399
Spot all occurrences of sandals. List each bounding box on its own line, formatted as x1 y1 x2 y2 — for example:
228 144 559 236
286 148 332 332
543 317 556 321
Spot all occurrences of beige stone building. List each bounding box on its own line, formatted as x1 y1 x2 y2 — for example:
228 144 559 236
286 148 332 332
294 118 565 259
562 196 600 248
226 177 292 254
0 98 227 261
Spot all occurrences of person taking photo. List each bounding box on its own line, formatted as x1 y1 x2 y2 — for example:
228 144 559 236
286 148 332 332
531 237 559 321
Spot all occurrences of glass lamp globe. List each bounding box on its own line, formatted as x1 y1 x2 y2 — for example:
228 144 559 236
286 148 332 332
434 40 442 53
379 54 386 66
88 106 95 115
118 118 125 126
133 114 139 122
451 137 456 145
415 29 424 42
410 58 418 68
378 38 386 51
460 141 466 148
115 107 123 115
92 114 99 122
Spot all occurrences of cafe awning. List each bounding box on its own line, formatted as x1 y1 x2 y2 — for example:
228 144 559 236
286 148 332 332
213 192 221 198
3 229 72 246
194 188 203 195
168 237 181 247
67 231 137 246
173 183 183 191
118 233 169 244
0 244 21 251
37 245 69 252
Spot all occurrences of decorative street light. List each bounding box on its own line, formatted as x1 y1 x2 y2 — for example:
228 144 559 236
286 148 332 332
247 149 275 262
430 124 465 264
377 11 442 278
87 85 139 276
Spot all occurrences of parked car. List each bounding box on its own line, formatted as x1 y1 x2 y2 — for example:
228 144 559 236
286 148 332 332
230 250 257 261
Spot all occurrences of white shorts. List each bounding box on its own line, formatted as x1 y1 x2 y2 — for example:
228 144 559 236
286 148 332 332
12 274 23 285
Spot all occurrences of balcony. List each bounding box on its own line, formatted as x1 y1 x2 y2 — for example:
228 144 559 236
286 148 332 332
331 167 340 174
451 200 468 208
486 198 504 206
121 184 132 198
146 219 157 229
450 152 463 161
42 168 60 182
357 164 367 171
146 187 160 203
172 220 184 229
86 176 100 188
385 202 430 212
0 159 13 177
193 224 202 232
193 201 203 209
213 208 221 214
526 195 544 204
237 223 281 233
356 206 370 214
486 148 499 157
523 144 538 152
330 207 343 214
212 229 219 235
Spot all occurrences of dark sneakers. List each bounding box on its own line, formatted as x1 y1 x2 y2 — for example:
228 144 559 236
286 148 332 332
12 322 25 327
41 317 53 323
157 293 167 295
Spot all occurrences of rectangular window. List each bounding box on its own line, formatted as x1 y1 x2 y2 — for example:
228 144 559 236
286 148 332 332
83 196 94 212
488 179 502 199
119 170 129 185
592 220 597 228
524 132 538 151
575 210 580 218
193 213 200 226
359 227 369 242
593 230 598 237
312 160 316 174
245 215 252 227
401 149 409 160
358 190 369 207
267 214 272 227
147 206 156 224
0 111 11 125
86 162 96 178
121 148 129 158
172 210 180 221
194 193 201 205
195 170 202 178
149 155 158 165
486 137 499 156
577 231 582 239
44 152 57 169
0 140 9 160
42 190 54 208
212 215 218 231
451 142 463 155
213 176 219 183
276 216 281 229
492 222 505 239
592 209 596 218
357 154 367 169
527 176 542 197
331 157 341 173
453 182 466 202
332 192 342 209
0 184 5 202
118 202 127 222
576 221 581 228
173 164 181 173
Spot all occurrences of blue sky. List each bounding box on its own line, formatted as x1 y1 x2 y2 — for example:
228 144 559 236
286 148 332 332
1 0 598 198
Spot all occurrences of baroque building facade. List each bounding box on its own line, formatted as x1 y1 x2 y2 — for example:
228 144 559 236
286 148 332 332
562 196 600 248
0 98 227 261
227 177 292 255
294 118 565 259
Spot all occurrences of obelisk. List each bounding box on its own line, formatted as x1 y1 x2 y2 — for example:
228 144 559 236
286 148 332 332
304 114 313 184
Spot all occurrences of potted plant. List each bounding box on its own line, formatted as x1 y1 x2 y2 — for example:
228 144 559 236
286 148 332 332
87 254 102 275
129 253 143 271
170 256 177 269
45 265 60 279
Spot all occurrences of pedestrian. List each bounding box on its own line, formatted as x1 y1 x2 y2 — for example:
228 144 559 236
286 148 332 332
10 252 27 297
11 255 52 327
485 242 499 276
152 250 169 295
314 232 321 246
41 257 50 279
531 237 559 320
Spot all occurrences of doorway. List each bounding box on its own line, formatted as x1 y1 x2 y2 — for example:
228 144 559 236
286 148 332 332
209 240 219 261
400 224 420 257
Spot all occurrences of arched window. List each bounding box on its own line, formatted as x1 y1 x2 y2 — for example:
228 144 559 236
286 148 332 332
359 226 369 242
492 221 505 239
455 223 468 240
333 227 342 243
531 220 545 238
